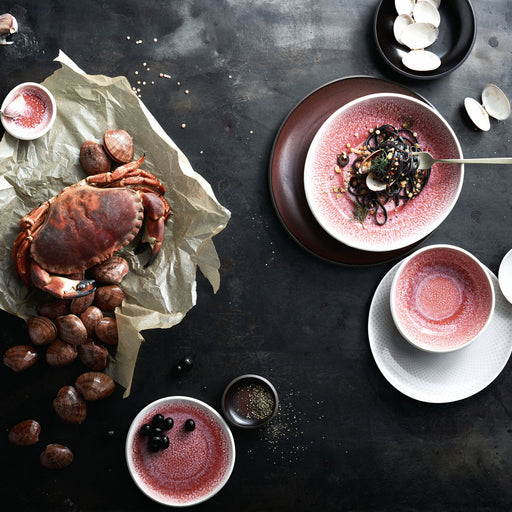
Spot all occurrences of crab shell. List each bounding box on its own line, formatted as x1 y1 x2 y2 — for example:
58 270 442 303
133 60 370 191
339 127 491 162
31 185 144 274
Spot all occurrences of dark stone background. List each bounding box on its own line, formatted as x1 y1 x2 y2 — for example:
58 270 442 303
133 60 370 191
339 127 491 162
1 1 511 511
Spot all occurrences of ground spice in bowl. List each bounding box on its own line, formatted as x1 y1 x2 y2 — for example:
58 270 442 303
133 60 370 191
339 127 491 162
222 374 279 429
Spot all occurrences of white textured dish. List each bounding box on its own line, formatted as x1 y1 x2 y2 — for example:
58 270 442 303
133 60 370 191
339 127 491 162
126 396 235 507
1 82 56 140
304 93 463 252
498 248 512 304
369 263 512 403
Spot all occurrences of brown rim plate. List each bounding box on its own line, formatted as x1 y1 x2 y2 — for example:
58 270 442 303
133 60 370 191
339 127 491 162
268 75 434 266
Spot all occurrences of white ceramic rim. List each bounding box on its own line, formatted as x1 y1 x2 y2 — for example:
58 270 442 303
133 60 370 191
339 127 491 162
0 82 57 141
303 92 464 252
389 244 496 353
125 396 236 507
498 247 512 304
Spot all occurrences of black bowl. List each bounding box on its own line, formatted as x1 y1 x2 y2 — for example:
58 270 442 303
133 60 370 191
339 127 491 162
374 0 477 80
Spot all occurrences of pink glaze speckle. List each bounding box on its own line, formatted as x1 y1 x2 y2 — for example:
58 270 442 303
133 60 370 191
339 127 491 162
392 247 494 351
304 94 463 251
129 400 233 505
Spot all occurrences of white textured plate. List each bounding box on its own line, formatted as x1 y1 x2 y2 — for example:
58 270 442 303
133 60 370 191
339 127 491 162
369 262 512 403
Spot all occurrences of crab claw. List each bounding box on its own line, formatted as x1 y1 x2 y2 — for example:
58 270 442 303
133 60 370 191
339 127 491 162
30 261 95 299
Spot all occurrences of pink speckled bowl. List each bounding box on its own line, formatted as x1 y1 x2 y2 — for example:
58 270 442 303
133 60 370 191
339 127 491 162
304 93 463 252
126 396 235 507
390 245 495 353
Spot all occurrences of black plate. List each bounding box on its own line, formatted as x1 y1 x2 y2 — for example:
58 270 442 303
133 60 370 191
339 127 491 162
374 0 477 80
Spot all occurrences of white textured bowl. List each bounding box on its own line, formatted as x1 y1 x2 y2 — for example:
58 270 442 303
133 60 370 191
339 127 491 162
1 82 56 140
304 93 463 252
390 244 495 353
126 396 235 507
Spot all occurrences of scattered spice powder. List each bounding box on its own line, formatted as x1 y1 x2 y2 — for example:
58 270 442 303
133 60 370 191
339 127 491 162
233 383 275 421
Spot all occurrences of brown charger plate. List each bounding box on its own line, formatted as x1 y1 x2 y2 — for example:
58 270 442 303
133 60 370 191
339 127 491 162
268 75 434 266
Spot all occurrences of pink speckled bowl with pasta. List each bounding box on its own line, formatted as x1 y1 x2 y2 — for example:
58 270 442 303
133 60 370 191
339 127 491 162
304 93 463 252
390 245 495 353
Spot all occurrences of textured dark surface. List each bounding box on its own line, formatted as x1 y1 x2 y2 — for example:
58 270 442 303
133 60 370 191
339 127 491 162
1 1 512 511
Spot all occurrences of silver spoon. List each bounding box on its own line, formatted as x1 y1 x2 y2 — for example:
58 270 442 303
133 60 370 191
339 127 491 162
412 151 512 170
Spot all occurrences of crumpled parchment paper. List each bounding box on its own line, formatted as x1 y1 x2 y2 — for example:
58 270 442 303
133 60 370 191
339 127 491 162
0 51 230 396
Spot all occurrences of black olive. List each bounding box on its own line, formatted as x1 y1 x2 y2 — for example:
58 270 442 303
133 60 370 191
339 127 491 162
163 417 174 430
148 435 162 452
337 153 349 167
151 414 164 428
160 435 170 449
184 419 195 432
139 423 152 437
152 427 163 436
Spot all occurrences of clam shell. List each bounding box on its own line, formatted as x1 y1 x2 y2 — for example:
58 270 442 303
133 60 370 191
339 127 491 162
79 140 111 175
27 316 58 346
55 314 87 345
103 129 134 164
78 339 108 371
424 0 441 8
482 84 511 121
413 1 440 28
3 345 38 372
402 49 441 71
395 0 415 15
8 420 41 446
75 371 115 401
46 339 78 367
464 97 491 131
40 444 74 469
53 385 87 424
400 22 439 50
393 14 414 45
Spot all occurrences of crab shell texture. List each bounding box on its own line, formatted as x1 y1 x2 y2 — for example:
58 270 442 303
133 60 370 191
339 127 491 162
13 156 171 299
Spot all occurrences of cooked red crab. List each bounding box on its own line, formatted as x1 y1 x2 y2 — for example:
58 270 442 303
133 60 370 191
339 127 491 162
13 156 171 299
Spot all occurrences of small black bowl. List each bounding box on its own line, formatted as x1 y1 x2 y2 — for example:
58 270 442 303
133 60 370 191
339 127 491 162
374 0 477 80
221 375 279 429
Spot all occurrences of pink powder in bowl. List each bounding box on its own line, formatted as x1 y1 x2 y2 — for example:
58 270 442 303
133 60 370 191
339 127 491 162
126 396 235 507
390 245 495 352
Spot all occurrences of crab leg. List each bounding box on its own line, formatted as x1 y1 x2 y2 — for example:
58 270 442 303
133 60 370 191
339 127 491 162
140 191 171 266
12 233 32 286
103 175 166 195
29 260 95 299
86 155 145 186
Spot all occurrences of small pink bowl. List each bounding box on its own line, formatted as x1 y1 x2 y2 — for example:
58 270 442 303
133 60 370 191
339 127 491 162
1 82 56 141
390 245 495 353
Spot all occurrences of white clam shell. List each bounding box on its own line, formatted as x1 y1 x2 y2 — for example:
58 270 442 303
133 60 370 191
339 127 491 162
400 22 439 50
464 97 491 131
402 49 441 71
413 1 441 28
395 0 415 16
424 0 441 8
393 14 414 45
482 84 511 121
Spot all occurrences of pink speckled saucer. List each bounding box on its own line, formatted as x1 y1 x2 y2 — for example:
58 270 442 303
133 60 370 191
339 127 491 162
303 93 463 252
390 245 495 353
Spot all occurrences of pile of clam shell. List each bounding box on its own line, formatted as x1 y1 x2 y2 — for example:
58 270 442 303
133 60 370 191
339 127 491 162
79 129 134 175
394 0 441 71
4 254 127 468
